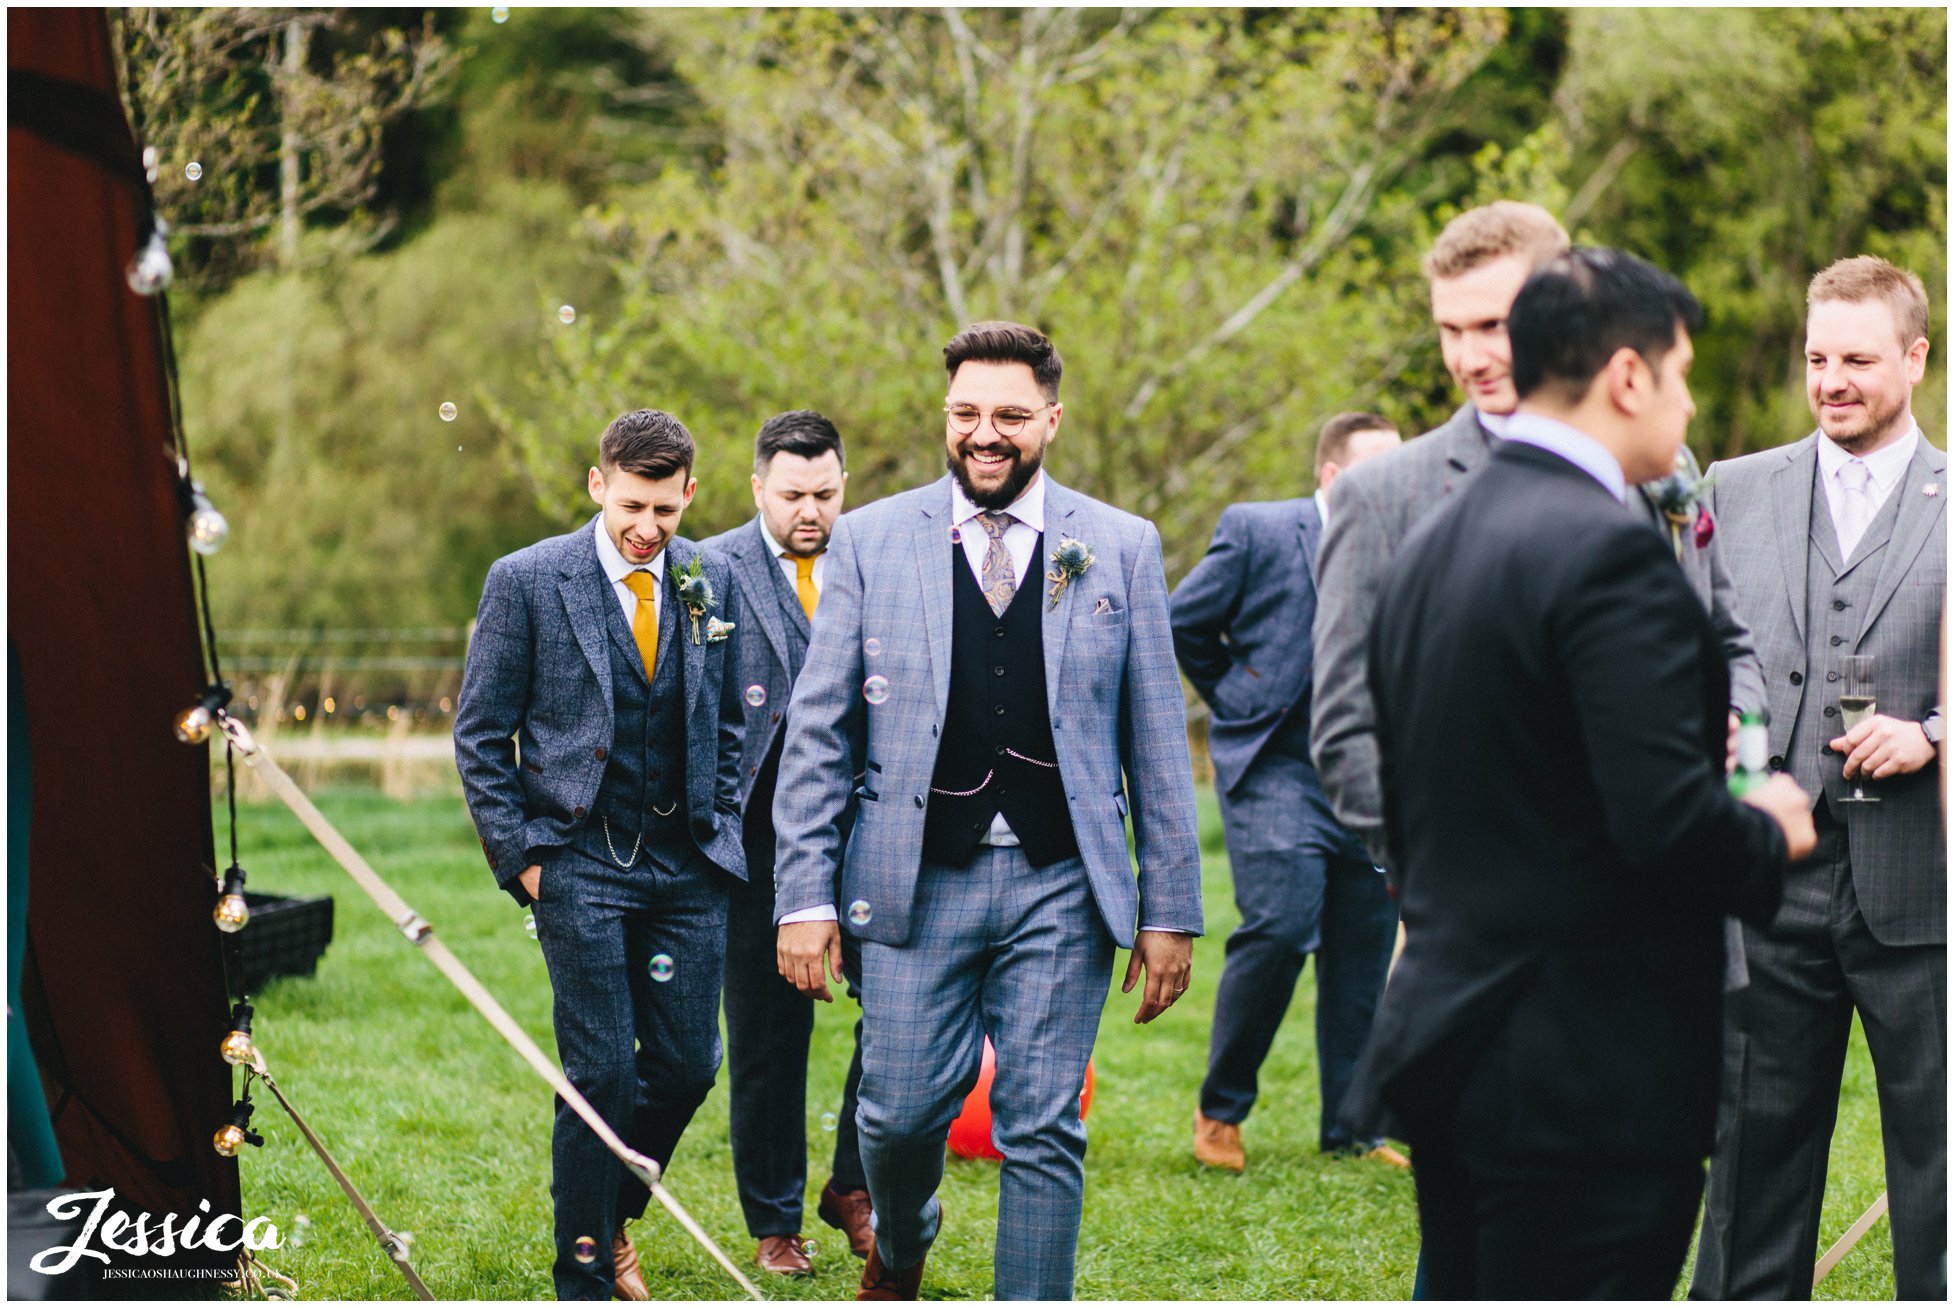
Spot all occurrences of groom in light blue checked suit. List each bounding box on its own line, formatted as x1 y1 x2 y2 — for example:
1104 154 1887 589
771 321 1204 1301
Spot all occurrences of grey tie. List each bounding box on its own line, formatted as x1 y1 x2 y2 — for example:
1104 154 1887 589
978 511 1018 617
1836 459 1874 560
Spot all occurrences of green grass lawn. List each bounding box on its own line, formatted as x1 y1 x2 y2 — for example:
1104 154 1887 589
229 789 1896 1300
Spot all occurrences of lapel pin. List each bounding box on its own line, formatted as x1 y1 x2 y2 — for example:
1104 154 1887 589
1925 483 1939 497
949 526 962 543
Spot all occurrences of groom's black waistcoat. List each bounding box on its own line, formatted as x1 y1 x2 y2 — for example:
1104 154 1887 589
923 535 1080 869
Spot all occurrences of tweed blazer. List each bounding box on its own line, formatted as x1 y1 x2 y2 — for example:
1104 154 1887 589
1171 497 1325 798
1313 402 1767 859
770 474 1204 949
1706 432 1946 946
454 520 747 903
700 516 813 810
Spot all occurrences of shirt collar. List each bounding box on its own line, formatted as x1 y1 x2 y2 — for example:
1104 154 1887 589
1817 423 1919 496
1312 487 1332 533
1502 411 1628 503
593 515 665 586
757 515 791 560
1477 407 1516 440
950 469 1047 533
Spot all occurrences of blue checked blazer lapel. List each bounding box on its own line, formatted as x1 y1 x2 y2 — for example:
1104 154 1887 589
557 519 616 711
914 480 956 720
1041 480 1081 705
730 519 798 681
1770 435 1818 642
1298 497 1323 578
1858 437 1947 644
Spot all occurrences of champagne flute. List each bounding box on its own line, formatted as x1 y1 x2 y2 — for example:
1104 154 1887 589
1838 654 1881 804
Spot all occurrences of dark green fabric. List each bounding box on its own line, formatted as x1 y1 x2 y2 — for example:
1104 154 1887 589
9 640 64 1186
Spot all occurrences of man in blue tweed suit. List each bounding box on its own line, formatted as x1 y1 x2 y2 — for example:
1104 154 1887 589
772 321 1204 1300
1172 411 1406 1175
455 409 747 1301
700 410 873 1277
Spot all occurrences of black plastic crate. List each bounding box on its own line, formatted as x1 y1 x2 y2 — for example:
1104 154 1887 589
236 892 334 993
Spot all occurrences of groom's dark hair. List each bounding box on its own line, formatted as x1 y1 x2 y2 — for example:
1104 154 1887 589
599 408 695 481
754 409 845 473
944 321 1063 403
1509 247 1703 403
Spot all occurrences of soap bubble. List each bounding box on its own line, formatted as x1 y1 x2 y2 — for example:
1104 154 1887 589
492 7 510 23
847 899 872 927
804 1239 819 1258
439 402 457 422
523 911 537 940
557 304 576 325
744 685 766 708
821 1112 838 1133
649 954 675 983
573 1235 597 1264
184 161 203 181
864 638 882 657
292 1213 311 1248
863 676 890 705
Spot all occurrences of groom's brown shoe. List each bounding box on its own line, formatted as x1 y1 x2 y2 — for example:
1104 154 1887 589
1193 1109 1246 1172
756 1234 814 1276
856 1243 927 1300
612 1226 650 1301
818 1180 876 1258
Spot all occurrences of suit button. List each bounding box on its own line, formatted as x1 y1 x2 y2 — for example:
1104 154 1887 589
771 711 781 723
1831 636 1845 646
1824 705 1837 718
914 795 924 808
994 626 1007 638
1833 599 1848 611
994 665 1006 676
594 746 608 760
1825 672 1837 683
993 704 1006 716
1769 755 1785 770
1789 672 1803 685
574 805 587 818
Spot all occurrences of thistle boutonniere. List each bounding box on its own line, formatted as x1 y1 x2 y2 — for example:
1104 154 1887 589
670 556 715 644
1046 536 1097 608
1648 445 1717 560
705 617 736 644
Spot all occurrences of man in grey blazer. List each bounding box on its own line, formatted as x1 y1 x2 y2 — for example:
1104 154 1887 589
772 321 1203 1300
1691 257 1946 1301
701 411 872 1276
1312 202 1765 863
1172 412 1406 1174
455 410 747 1301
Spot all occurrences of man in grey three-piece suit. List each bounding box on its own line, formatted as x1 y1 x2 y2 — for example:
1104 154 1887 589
1313 203 1766 876
1172 411 1406 1175
772 321 1204 1301
1691 257 1946 1301
701 411 872 1277
455 410 747 1301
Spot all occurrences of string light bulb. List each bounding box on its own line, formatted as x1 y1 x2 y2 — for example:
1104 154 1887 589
214 864 250 933
174 459 229 556
174 685 232 744
220 1002 256 1067
212 1097 263 1157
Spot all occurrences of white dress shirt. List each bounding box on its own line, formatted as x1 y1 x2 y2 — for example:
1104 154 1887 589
1503 411 1629 503
1818 424 1918 561
1312 487 1332 534
594 518 664 626
759 516 828 595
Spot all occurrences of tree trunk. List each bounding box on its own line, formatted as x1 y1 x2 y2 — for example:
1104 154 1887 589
277 16 307 270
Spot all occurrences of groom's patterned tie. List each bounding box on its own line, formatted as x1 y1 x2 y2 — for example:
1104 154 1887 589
978 511 1018 616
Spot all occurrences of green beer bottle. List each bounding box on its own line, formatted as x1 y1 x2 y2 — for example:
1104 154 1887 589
1728 708 1769 797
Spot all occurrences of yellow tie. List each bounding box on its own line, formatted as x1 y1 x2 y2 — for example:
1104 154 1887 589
794 553 821 621
622 571 659 679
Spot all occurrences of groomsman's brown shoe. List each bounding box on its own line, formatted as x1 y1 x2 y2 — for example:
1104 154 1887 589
756 1234 814 1277
818 1180 876 1258
611 1226 650 1301
856 1242 927 1300
1364 1143 1412 1170
1193 1110 1246 1172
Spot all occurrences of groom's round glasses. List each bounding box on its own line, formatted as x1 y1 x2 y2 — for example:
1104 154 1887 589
945 403 1052 438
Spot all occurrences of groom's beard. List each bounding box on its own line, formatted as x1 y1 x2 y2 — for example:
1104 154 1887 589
947 439 1045 510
